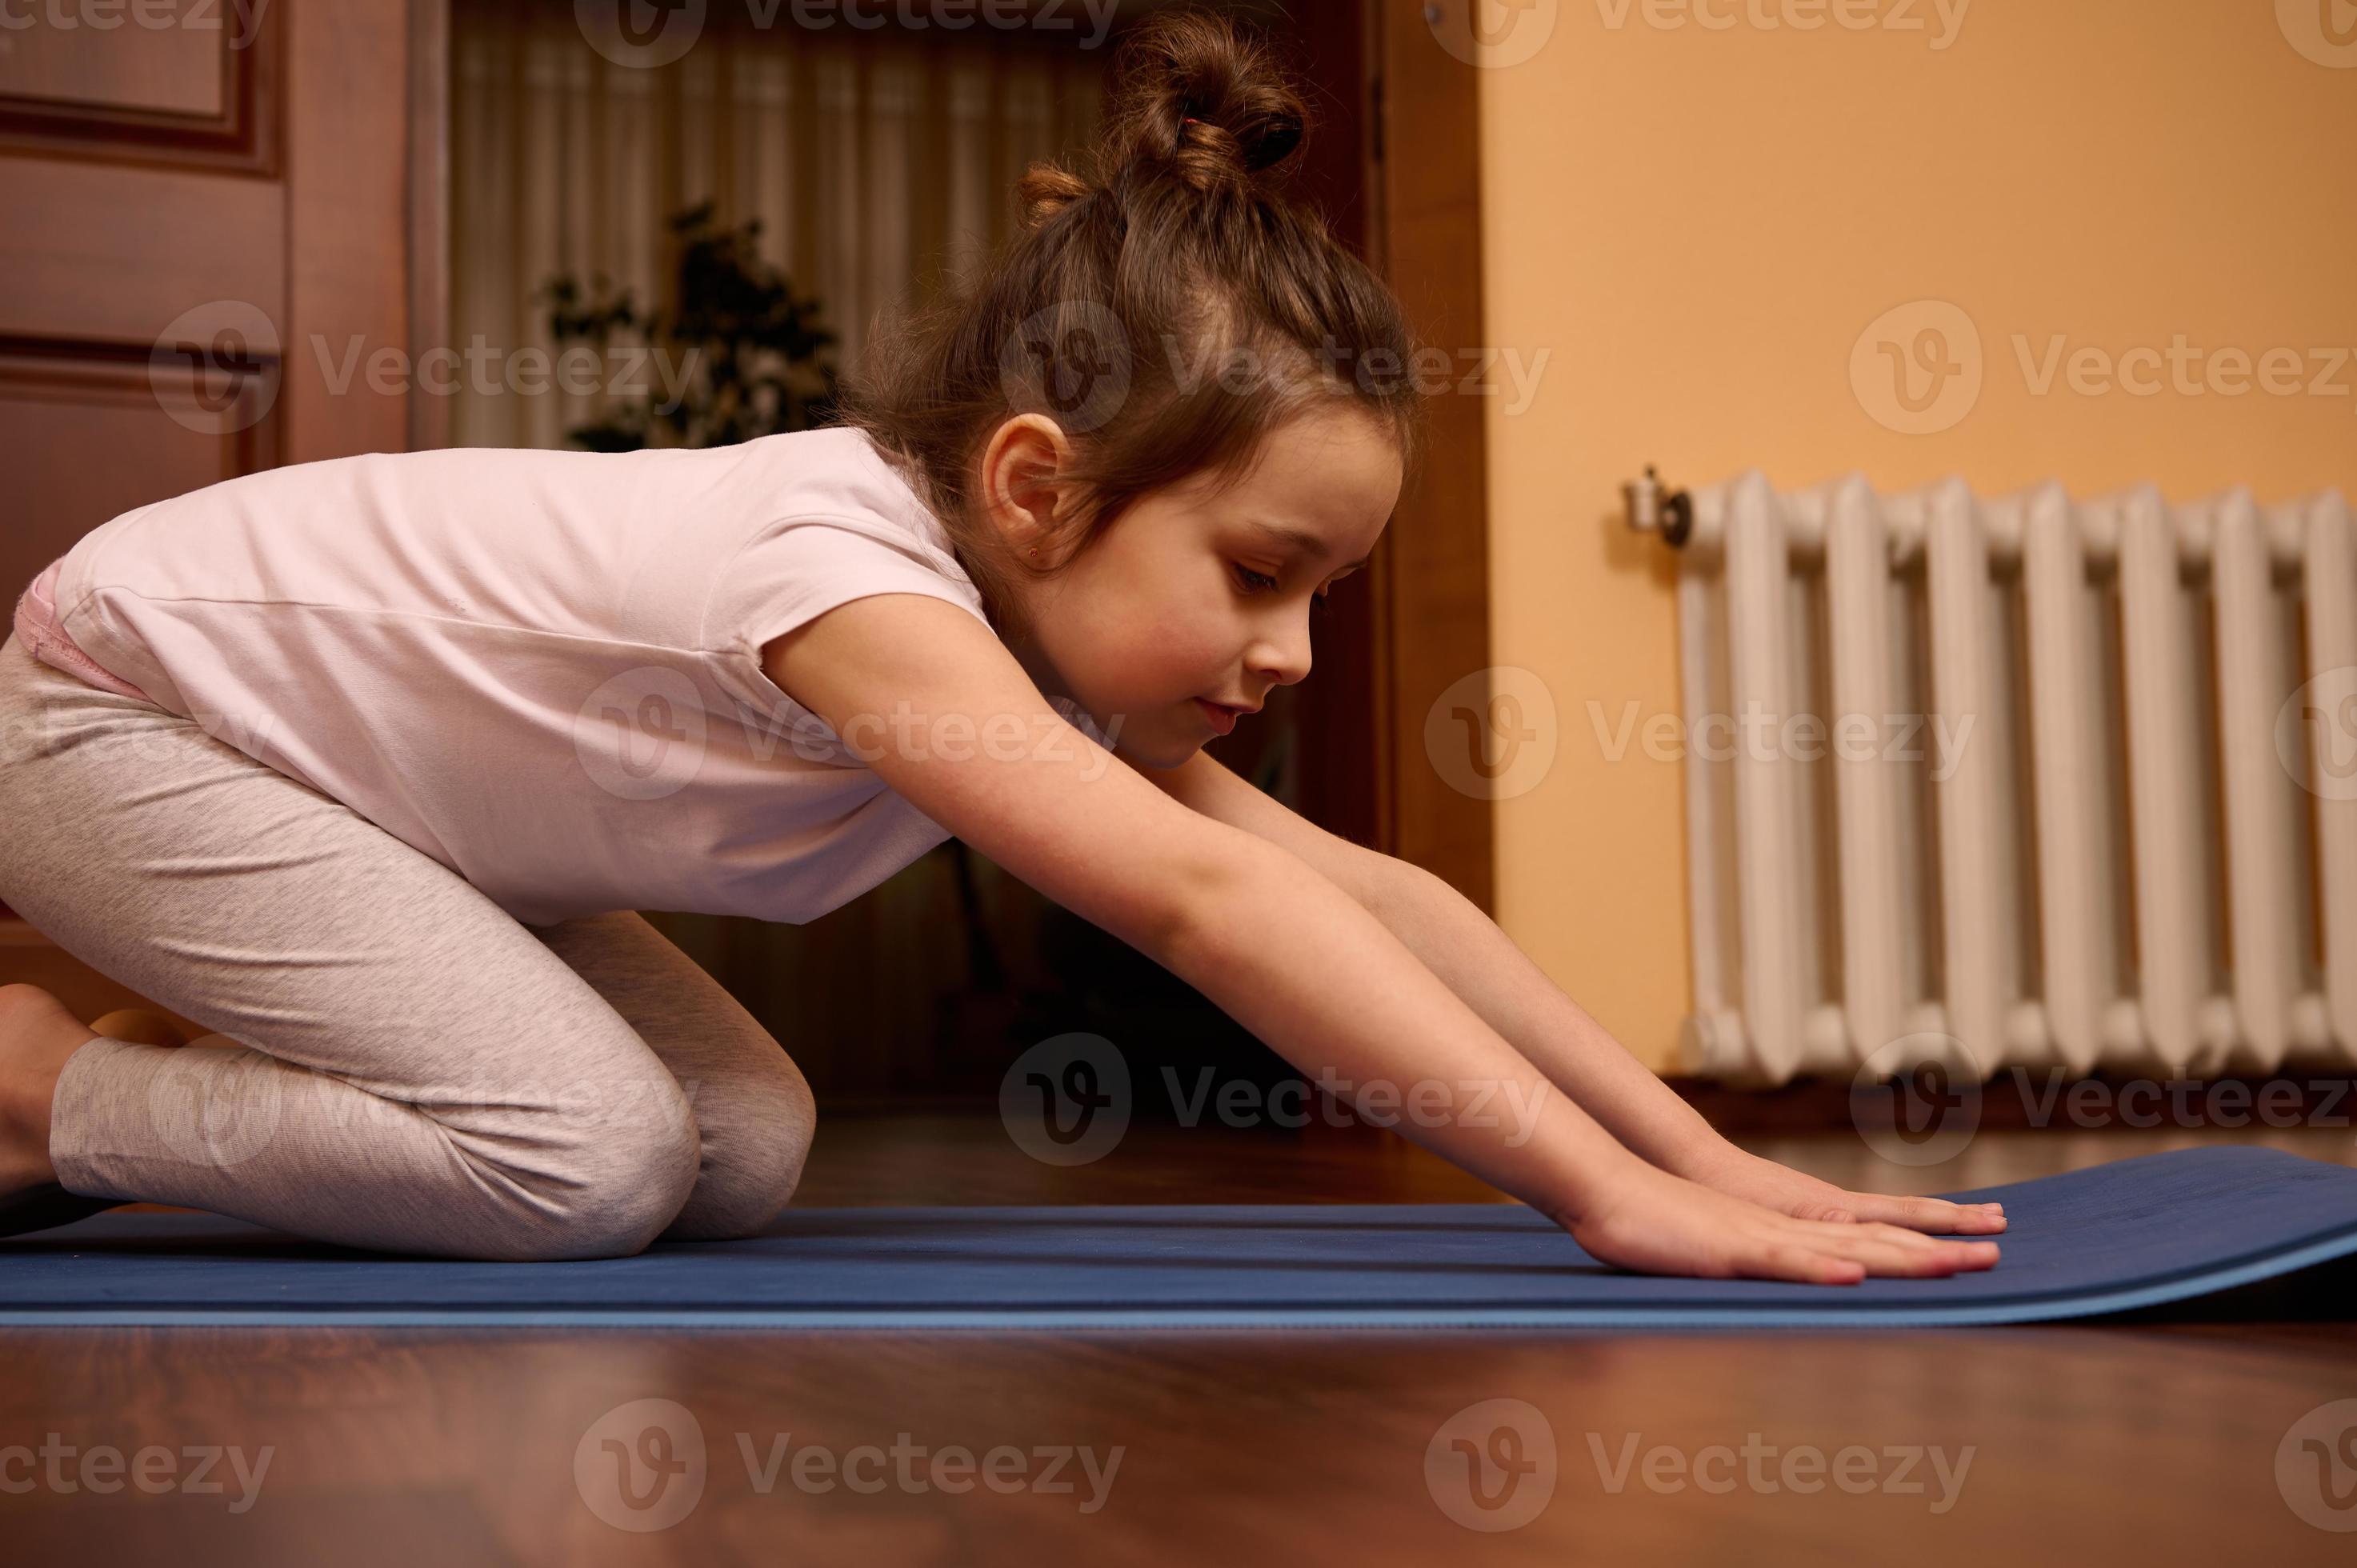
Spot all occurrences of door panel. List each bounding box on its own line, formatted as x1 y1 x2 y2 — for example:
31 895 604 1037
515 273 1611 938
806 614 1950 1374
0 0 418 940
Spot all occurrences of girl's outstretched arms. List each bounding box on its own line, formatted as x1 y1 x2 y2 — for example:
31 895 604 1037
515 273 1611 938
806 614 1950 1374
1142 749 2003 1240
1341 854 2007 1238
762 594 1998 1283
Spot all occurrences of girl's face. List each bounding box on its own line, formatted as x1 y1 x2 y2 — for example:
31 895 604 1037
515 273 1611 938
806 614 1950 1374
980 402 1403 768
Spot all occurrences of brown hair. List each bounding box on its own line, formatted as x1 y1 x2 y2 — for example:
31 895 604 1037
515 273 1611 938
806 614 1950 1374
829 6 1427 646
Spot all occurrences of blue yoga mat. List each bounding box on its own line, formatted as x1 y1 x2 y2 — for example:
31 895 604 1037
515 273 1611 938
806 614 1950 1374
2 1146 2352 1328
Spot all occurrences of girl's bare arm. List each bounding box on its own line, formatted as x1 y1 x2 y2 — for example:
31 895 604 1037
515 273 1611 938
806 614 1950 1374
1142 748 2005 1238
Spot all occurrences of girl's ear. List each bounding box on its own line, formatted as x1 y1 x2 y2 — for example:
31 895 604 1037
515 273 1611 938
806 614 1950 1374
980 413 1076 552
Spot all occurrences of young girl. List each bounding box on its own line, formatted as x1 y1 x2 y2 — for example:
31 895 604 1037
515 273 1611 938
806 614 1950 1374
0 10 2002 1281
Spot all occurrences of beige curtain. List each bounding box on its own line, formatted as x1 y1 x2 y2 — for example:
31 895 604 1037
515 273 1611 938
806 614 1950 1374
449 1 1108 450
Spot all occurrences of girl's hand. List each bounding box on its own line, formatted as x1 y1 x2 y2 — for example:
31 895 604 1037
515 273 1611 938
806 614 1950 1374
1673 1142 2007 1236
1559 1158 2002 1285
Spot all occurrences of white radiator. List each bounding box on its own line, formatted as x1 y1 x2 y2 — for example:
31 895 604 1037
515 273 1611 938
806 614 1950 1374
1643 471 2357 1087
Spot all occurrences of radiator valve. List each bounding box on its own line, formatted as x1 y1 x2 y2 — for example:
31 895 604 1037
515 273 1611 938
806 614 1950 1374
1623 465 1693 548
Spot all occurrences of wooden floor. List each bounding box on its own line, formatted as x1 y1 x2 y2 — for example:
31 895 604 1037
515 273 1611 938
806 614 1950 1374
2 1114 2353 1565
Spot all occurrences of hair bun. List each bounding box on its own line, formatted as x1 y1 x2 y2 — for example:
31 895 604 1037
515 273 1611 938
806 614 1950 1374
1015 161 1093 230
1101 8 1311 195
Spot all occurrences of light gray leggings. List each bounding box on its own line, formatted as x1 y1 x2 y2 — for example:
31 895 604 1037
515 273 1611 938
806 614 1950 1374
0 629 815 1260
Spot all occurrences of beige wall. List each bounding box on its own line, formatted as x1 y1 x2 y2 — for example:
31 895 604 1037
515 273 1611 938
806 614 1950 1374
1476 3 2357 1072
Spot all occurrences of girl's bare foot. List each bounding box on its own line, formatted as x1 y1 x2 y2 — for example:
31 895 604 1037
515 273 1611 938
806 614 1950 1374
89 1008 193 1050
0 988 190 1230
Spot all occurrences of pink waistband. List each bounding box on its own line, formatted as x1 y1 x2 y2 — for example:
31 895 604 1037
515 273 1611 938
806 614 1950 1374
10 557 154 704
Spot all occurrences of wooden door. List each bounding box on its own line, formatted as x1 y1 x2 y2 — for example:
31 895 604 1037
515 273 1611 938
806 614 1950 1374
0 0 432 1001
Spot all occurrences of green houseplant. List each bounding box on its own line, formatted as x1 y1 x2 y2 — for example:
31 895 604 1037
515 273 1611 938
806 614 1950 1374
536 198 842 451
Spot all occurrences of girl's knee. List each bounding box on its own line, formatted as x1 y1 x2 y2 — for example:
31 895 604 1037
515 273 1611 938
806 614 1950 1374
662 1053 818 1242
559 1106 705 1258
462 1083 705 1262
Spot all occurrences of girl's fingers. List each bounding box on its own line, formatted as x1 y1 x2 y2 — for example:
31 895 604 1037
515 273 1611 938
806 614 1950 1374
1795 1218 1960 1249
1831 1193 2007 1234
1835 1237 1999 1276
1779 1218 2001 1276
1746 1243 1865 1286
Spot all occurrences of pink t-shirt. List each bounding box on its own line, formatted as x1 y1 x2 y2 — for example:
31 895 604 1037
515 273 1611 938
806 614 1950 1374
14 426 1095 926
